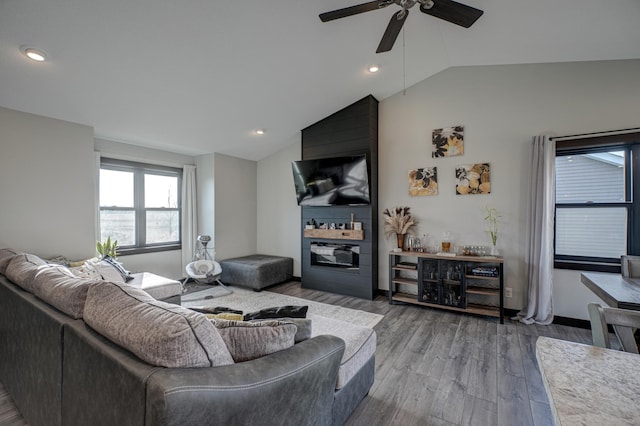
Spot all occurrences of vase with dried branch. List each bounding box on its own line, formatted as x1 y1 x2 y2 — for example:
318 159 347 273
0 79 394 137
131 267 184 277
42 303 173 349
383 206 417 251
483 205 501 256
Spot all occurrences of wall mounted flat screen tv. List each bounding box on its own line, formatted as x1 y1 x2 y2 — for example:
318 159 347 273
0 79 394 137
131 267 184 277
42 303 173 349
292 155 371 206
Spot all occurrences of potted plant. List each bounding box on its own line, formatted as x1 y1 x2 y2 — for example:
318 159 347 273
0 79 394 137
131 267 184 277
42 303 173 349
484 206 501 256
383 206 417 251
97 236 119 259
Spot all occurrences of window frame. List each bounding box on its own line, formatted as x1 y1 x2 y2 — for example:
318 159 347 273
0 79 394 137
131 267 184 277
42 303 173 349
99 158 182 255
554 131 640 272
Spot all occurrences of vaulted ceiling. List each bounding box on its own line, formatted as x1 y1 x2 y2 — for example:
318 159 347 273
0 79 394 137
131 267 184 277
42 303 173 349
1 0 639 160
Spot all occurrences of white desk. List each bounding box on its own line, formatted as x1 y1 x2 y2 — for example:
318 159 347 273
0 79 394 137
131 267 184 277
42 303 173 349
536 336 640 425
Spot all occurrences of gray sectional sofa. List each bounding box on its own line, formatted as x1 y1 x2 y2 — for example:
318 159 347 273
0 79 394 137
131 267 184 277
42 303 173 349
0 249 375 426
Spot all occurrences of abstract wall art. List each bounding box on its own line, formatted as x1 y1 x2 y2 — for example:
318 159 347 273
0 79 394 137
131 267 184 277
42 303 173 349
455 163 491 195
432 125 464 158
409 167 438 196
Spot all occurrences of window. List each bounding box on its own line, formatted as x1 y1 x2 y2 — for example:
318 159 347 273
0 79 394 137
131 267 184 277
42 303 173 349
99 158 181 254
554 131 640 272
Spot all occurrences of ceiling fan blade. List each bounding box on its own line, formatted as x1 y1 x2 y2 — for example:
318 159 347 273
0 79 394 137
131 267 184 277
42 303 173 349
419 0 483 28
376 10 409 53
320 1 389 22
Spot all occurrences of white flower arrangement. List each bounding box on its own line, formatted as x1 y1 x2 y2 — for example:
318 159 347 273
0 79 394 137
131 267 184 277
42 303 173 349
484 206 501 246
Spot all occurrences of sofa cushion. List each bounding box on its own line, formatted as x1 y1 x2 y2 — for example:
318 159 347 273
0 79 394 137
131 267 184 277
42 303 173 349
31 265 98 319
5 253 46 292
84 281 234 368
310 314 377 389
211 318 296 362
0 248 22 275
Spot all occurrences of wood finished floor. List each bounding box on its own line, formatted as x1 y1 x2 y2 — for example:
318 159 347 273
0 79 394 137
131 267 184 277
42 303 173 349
0 281 594 426
267 281 593 426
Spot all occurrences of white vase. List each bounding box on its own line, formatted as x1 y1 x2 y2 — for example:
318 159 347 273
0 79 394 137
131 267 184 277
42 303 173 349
490 245 499 256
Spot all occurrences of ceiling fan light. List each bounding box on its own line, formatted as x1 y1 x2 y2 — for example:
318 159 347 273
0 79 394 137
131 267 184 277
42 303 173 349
368 65 379 73
21 46 47 62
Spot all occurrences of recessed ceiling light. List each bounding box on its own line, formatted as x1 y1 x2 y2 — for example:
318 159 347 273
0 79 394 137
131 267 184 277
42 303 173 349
20 46 47 62
368 65 379 73
255 129 265 135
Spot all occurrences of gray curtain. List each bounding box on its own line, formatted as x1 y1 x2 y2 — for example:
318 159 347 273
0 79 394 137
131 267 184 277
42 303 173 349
181 165 197 274
517 135 555 325
94 152 101 247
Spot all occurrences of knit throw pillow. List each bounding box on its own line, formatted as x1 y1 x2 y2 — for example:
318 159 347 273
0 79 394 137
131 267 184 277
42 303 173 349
210 318 297 362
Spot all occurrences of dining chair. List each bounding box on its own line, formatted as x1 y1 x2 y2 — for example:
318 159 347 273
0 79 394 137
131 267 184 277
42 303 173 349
621 255 640 278
588 303 640 354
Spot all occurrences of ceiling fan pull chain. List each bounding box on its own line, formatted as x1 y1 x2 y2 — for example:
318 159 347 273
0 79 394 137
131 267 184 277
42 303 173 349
403 26 407 95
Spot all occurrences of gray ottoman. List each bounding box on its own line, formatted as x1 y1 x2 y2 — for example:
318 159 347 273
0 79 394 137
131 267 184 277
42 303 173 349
220 255 293 291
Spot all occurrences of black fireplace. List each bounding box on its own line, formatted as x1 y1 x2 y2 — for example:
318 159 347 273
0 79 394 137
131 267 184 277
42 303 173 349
310 242 359 269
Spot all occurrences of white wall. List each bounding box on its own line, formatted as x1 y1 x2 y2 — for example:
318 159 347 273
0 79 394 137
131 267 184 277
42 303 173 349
214 153 257 260
196 153 215 239
0 108 200 280
95 138 195 168
0 107 96 260
377 60 640 319
256 59 640 320
257 137 302 276
0 107 259 279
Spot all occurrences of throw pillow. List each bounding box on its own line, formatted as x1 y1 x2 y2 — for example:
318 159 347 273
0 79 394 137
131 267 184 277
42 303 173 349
69 261 103 280
83 257 132 283
4 253 46 292
0 248 22 275
83 281 234 368
190 306 244 315
205 313 244 321
31 264 98 319
91 260 123 282
45 255 71 267
243 305 308 321
101 255 133 281
248 318 312 344
210 318 297 362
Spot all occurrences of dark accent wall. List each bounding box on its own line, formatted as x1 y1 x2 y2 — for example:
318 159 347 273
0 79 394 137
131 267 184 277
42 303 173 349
300 95 378 299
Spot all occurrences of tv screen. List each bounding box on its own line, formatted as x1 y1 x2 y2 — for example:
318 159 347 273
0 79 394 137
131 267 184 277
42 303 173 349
292 155 370 206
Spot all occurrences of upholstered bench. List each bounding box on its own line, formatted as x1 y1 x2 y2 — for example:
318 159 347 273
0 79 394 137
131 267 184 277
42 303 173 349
220 255 293 291
128 272 182 304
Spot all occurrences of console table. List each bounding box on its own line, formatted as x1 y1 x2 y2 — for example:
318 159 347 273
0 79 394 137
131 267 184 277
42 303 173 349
580 272 640 310
536 336 640 425
389 251 504 323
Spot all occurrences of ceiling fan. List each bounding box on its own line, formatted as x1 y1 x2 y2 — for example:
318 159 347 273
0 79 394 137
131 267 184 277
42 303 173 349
319 0 484 53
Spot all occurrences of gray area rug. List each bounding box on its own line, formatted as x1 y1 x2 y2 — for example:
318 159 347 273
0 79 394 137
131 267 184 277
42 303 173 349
181 286 384 329
181 280 215 295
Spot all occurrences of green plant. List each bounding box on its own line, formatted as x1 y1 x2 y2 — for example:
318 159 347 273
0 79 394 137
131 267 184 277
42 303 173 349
483 206 501 246
97 236 119 258
383 206 417 237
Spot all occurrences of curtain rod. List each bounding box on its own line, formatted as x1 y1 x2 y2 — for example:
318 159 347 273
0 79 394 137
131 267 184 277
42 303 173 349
551 127 640 142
